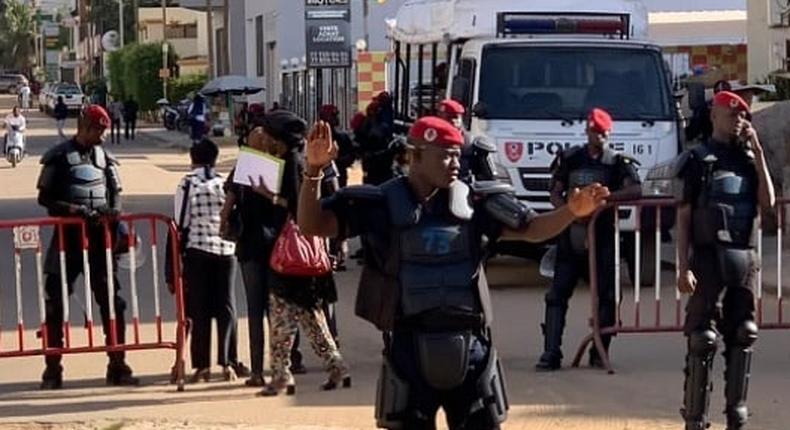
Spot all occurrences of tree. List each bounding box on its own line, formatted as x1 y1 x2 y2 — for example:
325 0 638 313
107 42 178 111
0 0 36 73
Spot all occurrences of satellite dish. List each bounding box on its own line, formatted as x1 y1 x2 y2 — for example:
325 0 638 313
102 30 121 52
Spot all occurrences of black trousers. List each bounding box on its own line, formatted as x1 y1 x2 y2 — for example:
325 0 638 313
43 226 127 366
548 226 617 332
388 330 499 430
683 247 758 342
110 119 122 144
240 257 270 375
184 249 237 369
124 118 136 140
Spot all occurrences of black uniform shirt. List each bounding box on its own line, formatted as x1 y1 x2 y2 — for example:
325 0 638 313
551 145 641 196
322 179 508 246
678 140 758 207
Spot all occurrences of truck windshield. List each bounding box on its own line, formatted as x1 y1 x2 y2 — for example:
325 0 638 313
478 46 673 121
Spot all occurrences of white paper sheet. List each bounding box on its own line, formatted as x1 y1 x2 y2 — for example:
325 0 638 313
232 147 285 194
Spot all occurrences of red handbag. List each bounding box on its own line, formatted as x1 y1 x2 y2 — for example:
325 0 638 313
269 217 332 277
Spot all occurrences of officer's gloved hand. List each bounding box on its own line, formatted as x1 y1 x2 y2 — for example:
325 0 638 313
72 205 98 219
95 205 121 219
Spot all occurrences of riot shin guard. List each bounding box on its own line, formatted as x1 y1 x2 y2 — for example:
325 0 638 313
535 305 566 371
724 321 758 430
681 329 718 429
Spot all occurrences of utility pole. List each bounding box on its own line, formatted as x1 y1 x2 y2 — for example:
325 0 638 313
222 0 229 75
207 0 214 79
162 0 168 99
363 0 370 51
118 0 124 47
132 0 138 43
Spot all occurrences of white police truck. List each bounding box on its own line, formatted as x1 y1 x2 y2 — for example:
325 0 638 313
388 0 683 279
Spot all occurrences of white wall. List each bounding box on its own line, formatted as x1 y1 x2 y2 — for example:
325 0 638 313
137 7 209 58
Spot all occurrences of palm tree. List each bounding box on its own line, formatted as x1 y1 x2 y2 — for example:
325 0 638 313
0 0 36 73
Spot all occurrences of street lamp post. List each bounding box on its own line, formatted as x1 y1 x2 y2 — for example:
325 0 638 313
118 0 124 48
162 0 168 99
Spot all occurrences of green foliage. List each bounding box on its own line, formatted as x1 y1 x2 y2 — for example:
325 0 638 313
169 73 208 103
0 0 36 73
106 42 178 111
107 50 126 100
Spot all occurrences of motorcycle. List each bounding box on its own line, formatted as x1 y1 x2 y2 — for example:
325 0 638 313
4 125 25 168
158 98 191 132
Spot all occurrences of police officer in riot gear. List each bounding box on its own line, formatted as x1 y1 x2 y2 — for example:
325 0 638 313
676 91 774 430
535 108 642 371
436 99 498 183
37 105 138 389
298 117 610 429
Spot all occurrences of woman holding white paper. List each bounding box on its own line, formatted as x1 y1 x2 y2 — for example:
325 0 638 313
223 111 348 396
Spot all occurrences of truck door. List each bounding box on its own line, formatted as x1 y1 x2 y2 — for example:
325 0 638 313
450 58 476 130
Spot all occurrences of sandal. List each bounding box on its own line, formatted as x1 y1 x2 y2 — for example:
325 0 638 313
257 379 296 397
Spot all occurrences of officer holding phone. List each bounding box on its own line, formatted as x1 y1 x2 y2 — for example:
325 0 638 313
675 91 775 430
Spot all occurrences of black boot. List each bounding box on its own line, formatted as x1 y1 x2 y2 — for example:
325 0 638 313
106 359 140 386
40 358 63 390
724 321 758 430
535 306 566 371
681 330 717 430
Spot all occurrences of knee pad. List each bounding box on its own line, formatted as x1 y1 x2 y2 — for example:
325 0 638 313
688 329 718 355
734 321 758 347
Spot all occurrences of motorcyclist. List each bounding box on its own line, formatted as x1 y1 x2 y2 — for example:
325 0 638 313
3 106 26 154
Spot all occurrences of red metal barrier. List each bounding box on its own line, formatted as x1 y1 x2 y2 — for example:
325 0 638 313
0 213 188 391
573 197 789 374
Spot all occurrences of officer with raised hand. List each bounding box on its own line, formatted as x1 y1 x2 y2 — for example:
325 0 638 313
676 91 775 430
298 116 609 429
37 105 138 389
535 108 642 371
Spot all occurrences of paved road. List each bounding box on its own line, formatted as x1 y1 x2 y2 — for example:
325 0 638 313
1 95 790 430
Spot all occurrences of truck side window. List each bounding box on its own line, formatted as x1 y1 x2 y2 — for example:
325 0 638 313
451 58 476 128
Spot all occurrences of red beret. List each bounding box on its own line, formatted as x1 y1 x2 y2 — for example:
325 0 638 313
83 105 111 128
438 99 465 116
587 108 613 133
408 116 464 147
248 103 265 114
712 91 750 114
350 112 366 130
319 104 339 119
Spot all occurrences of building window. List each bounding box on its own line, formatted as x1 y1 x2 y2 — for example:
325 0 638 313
166 23 198 39
256 15 264 77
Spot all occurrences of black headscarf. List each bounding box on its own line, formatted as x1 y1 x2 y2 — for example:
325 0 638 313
262 110 308 149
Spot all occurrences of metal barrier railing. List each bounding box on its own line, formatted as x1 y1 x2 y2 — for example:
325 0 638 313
573 197 789 374
0 213 188 391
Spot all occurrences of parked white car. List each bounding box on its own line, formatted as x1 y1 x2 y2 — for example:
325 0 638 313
38 83 55 112
47 83 85 113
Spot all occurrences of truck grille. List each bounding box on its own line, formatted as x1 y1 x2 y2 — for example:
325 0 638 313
517 169 551 193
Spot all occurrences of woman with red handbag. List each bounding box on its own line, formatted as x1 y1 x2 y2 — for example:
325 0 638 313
246 111 349 397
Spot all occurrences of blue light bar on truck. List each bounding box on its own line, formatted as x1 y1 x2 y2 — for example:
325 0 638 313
497 12 631 39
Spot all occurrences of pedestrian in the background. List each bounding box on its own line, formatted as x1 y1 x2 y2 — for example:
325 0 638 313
318 104 356 271
357 92 396 186
123 97 139 141
243 111 349 397
54 96 69 140
318 104 356 188
18 83 31 113
172 138 248 383
535 108 642 371
676 91 774 430
109 99 123 145
188 94 207 144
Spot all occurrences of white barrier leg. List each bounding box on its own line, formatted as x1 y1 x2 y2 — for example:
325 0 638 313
128 223 140 345
14 249 24 351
